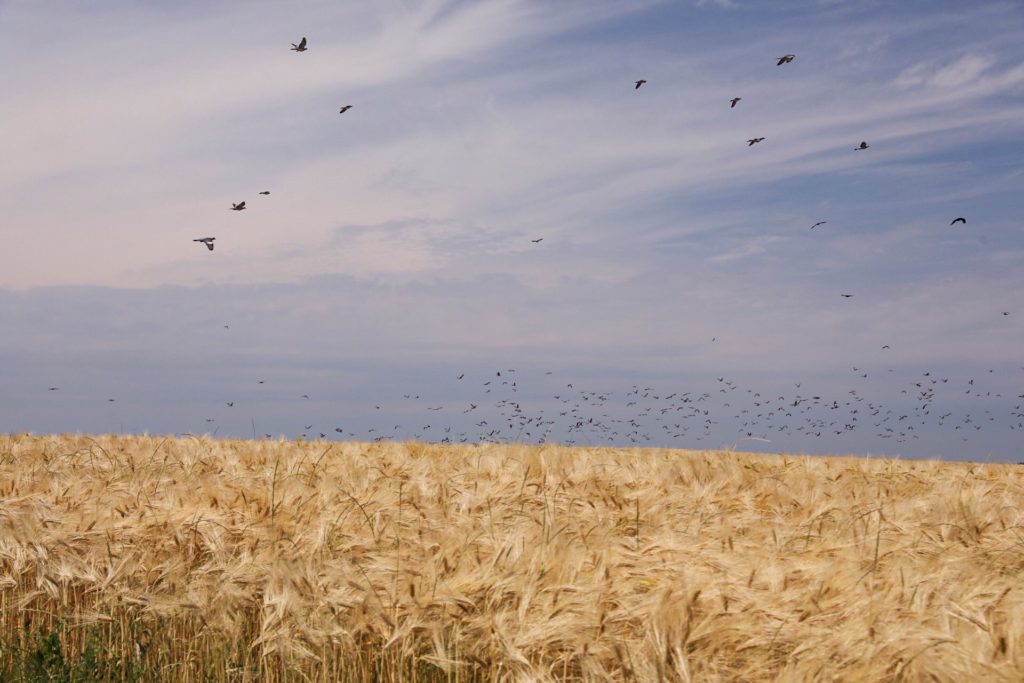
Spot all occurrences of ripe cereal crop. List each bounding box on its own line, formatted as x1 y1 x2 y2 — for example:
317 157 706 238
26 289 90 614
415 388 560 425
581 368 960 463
1 434 1023 681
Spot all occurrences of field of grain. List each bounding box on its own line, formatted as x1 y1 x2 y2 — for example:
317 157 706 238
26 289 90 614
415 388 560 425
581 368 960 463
1 434 1022 681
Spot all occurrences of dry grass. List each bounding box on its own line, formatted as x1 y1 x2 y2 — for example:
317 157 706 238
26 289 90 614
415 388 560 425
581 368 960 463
1 434 1023 681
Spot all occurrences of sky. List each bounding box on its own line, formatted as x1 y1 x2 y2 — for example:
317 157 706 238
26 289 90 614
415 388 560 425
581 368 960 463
2 0 1023 461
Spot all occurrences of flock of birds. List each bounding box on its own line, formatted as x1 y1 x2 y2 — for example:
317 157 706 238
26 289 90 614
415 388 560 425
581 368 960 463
166 364 1024 453
191 44 996 308
43 37 1022 457
191 38 546 254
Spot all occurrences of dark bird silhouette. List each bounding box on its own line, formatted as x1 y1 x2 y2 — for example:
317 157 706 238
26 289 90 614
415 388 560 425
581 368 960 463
47 387 59 391
810 221 827 230
635 79 646 89
950 217 966 225
291 37 307 52
777 54 795 65
226 402 234 407
841 294 854 298
856 141 870 150
231 201 246 211
339 105 352 114
747 137 765 146
258 191 270 195
193 237 215 251
1004 312 1011 316
457 374 465 380
730 97 741 108
882 345 891 349
531 238 543 243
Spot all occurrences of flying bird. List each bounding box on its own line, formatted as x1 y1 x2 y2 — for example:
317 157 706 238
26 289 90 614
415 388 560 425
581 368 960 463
291 37 307 52
856 141 870 150
339 105 352 114
777 54 795 65
810 221 827 230
231 201 246 211
531 238 544 243
635 79 646 89
258 191 270 195
841 294 854 298
193 237 215 251
47 387 59 391
730 97 741 108
747 137 765 146
950 217 966 225
882 345 891 349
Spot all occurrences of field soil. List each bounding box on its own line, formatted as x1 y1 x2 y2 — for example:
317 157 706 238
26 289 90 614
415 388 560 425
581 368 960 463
1 434 1023 681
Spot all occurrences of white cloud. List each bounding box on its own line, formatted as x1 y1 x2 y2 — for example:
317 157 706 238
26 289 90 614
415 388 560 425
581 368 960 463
708 235 786 263
895 53 1004 90
930 54 993 88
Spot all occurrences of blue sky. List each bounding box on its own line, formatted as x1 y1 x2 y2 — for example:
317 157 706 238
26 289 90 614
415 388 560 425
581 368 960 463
2 0 1023 460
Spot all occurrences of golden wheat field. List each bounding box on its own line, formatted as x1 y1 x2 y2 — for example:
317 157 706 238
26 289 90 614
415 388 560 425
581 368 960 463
1 434 1023 681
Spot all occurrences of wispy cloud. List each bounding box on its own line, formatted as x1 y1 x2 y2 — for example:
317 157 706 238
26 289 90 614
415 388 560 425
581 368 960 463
708 235 787 263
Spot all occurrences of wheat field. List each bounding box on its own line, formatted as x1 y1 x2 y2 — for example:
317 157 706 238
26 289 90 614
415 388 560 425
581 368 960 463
1 434 1022 681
